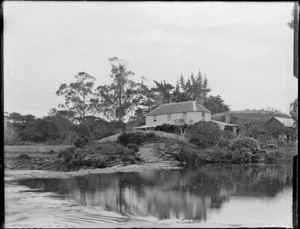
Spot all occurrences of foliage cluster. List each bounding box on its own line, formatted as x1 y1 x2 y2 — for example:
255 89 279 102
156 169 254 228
117 132 158 146
74 137 90 148
218 136 232 148
167 135 295 165
217 130 236 148
231 137 260 152
185 121 222 148
53 142 143 171
17 153 31 161
5 112 122 145
175 145 273 165
154 124 178 134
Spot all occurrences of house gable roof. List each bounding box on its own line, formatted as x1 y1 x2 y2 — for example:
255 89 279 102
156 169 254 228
146 101 211 116
267 116 295 127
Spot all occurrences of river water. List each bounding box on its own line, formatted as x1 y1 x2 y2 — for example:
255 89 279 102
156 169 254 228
5 164 293 228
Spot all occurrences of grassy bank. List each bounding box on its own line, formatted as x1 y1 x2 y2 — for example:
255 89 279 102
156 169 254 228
5 132 297 171
173 144 296 165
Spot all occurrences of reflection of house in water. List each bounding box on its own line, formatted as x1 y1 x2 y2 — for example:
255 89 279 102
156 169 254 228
135 188 211 220
68 184 212 221
62 166 292 219
61 172 233 221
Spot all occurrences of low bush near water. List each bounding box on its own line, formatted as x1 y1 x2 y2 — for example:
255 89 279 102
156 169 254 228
173 142 266 165
51 141 143 171
18 153 30 161
185 121 222 149
263 149 295 164
231 137 260 151
218 136 232 148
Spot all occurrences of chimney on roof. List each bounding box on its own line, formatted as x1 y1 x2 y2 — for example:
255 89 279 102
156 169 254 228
196 97 204 106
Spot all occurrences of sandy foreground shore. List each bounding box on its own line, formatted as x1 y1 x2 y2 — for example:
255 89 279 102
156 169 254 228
5 161 183 180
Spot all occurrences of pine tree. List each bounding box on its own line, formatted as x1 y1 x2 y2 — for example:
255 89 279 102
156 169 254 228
172 81 181 103
202 75 211 98
179 75 186 91
153 80 174 104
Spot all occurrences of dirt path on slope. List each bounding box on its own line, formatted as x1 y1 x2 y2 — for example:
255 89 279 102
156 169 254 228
137 143 165 163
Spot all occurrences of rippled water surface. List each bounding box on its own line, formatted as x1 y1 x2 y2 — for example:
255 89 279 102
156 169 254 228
5 164 293 227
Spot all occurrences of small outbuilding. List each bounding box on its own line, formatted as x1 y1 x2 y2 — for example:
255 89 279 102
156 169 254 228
264 116 295 145
265 116 295 129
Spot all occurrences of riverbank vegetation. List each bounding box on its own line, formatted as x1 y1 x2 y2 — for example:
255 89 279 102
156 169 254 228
5 129 296 172
7 141 143 171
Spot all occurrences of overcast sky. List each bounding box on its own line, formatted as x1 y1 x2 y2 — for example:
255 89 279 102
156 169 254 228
4 1 298 117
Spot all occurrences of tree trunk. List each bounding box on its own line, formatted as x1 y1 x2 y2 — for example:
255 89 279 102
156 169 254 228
122 122 126 133
118 118 126 133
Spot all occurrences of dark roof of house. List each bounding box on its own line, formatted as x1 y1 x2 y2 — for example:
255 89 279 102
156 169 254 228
267 116 295 127
146 101 211 116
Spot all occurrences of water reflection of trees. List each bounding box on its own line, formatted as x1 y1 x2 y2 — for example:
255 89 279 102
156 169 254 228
17 165 292 222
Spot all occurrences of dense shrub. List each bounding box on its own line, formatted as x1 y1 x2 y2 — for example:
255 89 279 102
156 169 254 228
53 142 142 171
263 150 292 164
175 143 233 165
145 132 158 142
48 150 56 155
74 136 90 148
231 137 260 152
117 132 158 146
127 143 139 152
186 121 222 148
118 132 146 146
218 136 232 148
173 141 266 165
155 124 177 134
250 150 262 163
230 149 252 163
18 153 30 161
221 130 236 140
56 147 87 171
177 144 202 164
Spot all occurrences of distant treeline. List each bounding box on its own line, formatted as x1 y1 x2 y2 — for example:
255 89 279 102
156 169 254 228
4 113 124 145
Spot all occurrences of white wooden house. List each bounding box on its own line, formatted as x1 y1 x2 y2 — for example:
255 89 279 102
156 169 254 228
136 99 211 129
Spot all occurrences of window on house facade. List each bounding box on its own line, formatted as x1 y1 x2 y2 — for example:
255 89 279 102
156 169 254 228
153 115 157 122
167 114 171 121
202 112 205 120
183 113 187 120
